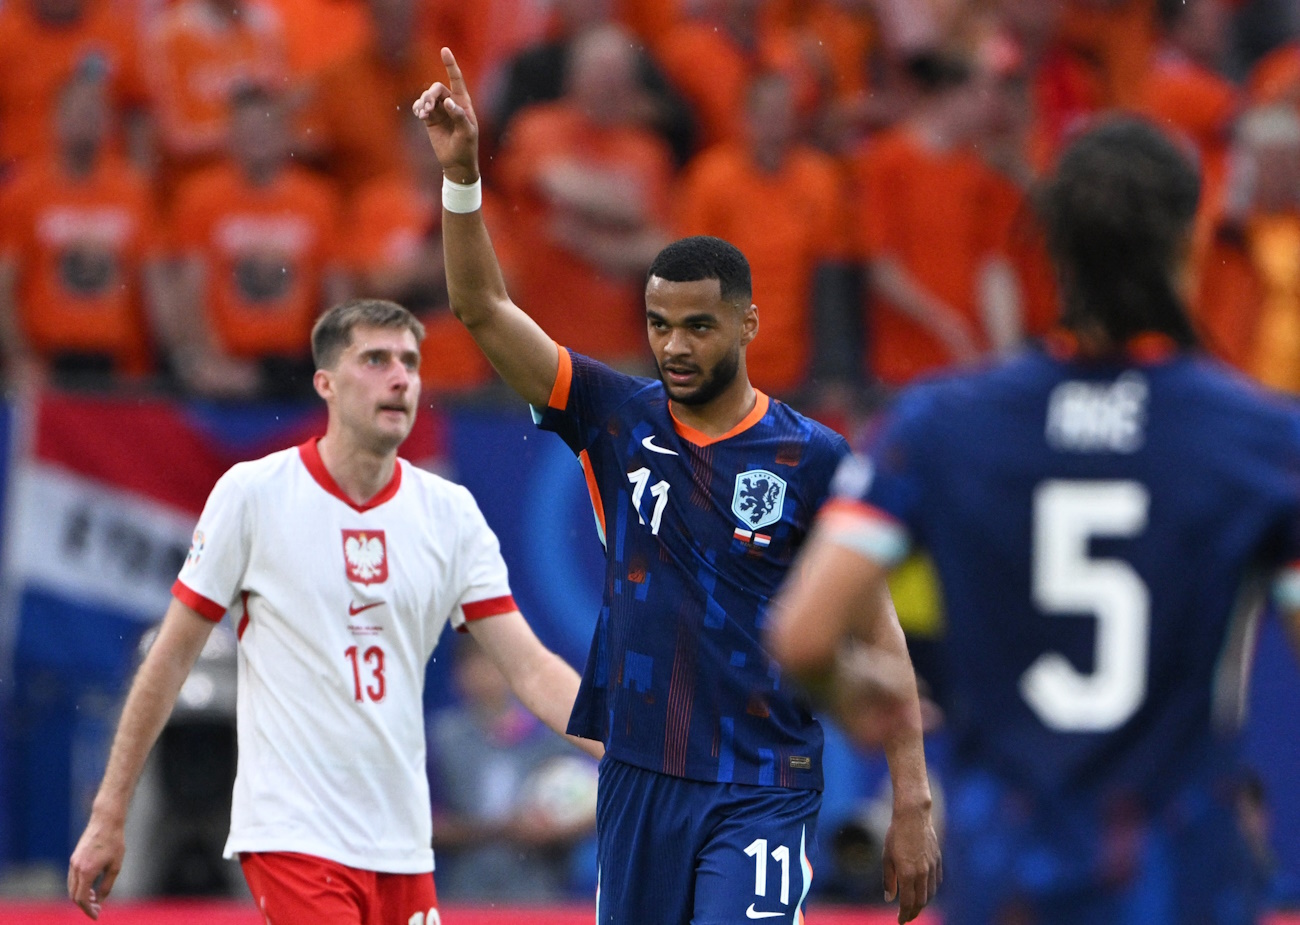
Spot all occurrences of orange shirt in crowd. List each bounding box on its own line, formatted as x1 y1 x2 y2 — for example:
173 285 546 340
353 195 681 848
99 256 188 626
144 0 289 187
617 0 680 45
1025 42 1107 172
498 102 675 365
652 17 817 150
987 174 1059 341
767 0 875 103
420 0 552 97
854 127 1010 386
305 42 446 195
675 142 850 394
1138 48 1239 234
263 0 369 77
347 173 492 393
1197 225 1264 373
1248 42 1300 106
0 157 159 373
0 0 146 171
171 163 341 358
1224 214 1300 392
1058 0 1158 109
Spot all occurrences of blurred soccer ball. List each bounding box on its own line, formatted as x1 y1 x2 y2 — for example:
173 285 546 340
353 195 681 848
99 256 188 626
518 755 599 829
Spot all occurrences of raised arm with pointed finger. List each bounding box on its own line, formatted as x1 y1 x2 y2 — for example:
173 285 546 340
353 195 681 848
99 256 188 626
413 48 558 408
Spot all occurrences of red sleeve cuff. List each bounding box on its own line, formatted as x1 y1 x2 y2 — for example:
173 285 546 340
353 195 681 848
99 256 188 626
172 579 227 622
462 594 518 622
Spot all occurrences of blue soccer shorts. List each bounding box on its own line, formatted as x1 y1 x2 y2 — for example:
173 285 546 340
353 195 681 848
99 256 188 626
594 757 821 925
939 766 1262 925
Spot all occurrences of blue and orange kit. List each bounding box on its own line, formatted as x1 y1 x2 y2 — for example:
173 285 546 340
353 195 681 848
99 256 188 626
535 347 849 789
834 342 1300 808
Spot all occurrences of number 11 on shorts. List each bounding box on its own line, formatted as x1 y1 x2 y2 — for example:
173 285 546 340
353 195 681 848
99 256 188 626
745 838 790 909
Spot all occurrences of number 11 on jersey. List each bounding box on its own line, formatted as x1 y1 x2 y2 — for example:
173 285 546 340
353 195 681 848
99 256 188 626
628 467 670 535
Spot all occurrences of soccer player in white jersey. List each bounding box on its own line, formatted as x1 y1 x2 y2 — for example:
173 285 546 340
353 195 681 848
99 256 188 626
67 298 599 923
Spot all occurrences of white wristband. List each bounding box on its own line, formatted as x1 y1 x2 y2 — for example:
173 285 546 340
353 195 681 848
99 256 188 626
442 176 482 214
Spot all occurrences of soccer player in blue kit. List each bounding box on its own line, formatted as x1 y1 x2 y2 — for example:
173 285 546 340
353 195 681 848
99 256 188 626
414 49 940 925
769 117 1300 925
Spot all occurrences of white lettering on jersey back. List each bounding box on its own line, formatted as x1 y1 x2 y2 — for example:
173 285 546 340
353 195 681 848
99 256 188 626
1045 372 1148 454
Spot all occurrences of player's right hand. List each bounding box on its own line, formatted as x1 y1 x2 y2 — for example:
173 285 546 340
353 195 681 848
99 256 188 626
412 47 480 185
68 814 125 920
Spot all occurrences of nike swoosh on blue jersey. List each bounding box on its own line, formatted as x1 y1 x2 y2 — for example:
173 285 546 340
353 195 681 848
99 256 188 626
641 435 679 456
745 905 783 919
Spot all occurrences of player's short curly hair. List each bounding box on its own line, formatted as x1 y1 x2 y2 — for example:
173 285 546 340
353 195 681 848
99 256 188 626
1038 117 1200 348
311 298 426 369
647 236 752 305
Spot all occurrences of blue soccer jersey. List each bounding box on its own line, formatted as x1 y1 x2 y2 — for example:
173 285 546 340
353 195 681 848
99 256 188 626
824 341 1300 808
535 347 850 790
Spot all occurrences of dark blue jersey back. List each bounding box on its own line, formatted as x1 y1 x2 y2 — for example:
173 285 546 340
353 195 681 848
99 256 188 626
536 349 850 789
846 346 1300 807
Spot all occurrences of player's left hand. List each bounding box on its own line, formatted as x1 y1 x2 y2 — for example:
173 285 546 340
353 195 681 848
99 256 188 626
882 801 940 923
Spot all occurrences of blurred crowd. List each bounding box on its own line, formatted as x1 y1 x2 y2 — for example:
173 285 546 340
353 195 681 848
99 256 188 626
1 0 1299 409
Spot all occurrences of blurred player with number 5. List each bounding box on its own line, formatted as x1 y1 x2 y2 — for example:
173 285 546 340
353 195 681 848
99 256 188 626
770 119 1300 925
67 298 598 923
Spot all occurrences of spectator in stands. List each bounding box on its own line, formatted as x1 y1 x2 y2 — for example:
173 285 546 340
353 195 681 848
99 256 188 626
674 70 853 397
0 0 149 177
263 0 369 80
300 0 444 196
652 0 819 151
429 636 597 902
1248 35 1300 109
0 66 164 392
1057 0 1160 110
1199 104 1300 390
990 0 1103 171
803 0 909 156
852 52 1023 387
1138 0 1240 236
493 0 696 167
348 119 491 395
142 0 290 200
164 83 347 399
418 0 554 108
495 24 674 369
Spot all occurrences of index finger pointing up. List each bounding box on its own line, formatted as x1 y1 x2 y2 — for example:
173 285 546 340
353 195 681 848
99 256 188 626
441 47 468 93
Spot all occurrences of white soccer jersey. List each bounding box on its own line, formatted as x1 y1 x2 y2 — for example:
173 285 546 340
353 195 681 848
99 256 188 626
173 439 516 873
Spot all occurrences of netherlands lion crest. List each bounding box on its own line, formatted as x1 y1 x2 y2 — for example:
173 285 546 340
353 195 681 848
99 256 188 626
731 469 787 530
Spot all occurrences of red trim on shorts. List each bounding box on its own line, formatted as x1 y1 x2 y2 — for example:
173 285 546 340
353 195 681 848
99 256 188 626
299 438 402 512
173 580 226 622
547 343 573 411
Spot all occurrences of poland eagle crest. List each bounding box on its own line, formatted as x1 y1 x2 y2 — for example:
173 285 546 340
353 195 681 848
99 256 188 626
342 529 388 585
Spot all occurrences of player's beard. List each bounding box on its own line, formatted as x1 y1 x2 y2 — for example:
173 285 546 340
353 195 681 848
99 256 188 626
661 346 741 407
